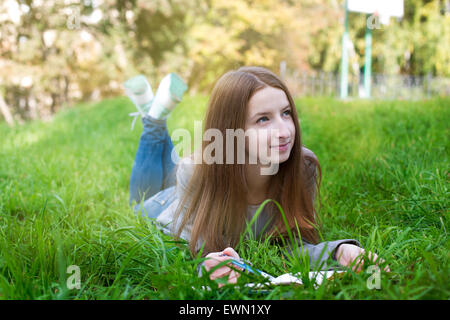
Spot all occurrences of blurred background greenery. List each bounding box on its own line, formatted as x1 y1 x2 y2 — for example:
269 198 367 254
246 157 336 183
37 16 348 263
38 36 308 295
0 0 449 125
0 1 449 299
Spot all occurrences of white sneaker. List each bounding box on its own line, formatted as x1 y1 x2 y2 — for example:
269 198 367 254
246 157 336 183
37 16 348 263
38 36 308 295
148 73 188 120
123 75 154 115
123 75 156 129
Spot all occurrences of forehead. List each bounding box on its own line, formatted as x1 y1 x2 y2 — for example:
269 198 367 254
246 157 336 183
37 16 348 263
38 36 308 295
247 86 289 115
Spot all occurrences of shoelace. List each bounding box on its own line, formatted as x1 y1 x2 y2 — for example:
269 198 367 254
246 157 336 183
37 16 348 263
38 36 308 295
128 110 146 130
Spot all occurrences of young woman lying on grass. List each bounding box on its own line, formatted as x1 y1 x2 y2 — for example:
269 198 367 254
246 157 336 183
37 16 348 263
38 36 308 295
126 66 389 286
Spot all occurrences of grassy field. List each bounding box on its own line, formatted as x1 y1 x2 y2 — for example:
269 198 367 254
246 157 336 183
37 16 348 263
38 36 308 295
0 95 448 299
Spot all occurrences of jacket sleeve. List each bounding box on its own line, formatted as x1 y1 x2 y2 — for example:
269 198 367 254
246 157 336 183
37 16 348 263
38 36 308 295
198 148 362 276
285 238 363 270
197 239 364 277
294 147 363 269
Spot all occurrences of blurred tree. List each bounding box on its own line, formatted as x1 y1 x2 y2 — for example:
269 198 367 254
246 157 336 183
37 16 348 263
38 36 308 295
0 0 448 124
175 0 342 92
310 0 450 77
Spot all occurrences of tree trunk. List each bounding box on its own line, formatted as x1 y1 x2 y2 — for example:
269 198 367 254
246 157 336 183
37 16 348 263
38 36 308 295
0 94 14 126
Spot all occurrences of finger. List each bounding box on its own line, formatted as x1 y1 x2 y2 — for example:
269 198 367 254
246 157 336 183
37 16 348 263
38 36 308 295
204 255 235 271
206 251 223 259
204 258 223 271
216 255 243 272
367 252 390 271
368 252 379 263
204 254 221 269
368 252 386 266
372 255 390 272
222 247 240 259
211 271 231 281
210 267 232 280
228 270 240 284
353 256 364 273
206 252 229 261
209 256 244 279
210 264 232 278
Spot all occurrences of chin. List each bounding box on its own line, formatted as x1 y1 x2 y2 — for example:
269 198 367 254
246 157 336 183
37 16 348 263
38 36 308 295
279 154 291 164
269 151 291 164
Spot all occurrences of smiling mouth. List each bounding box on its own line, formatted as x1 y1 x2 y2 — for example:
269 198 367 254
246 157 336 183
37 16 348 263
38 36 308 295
272 142 290 148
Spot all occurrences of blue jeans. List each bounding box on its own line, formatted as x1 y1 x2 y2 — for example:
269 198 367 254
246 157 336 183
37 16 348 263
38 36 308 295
129 115 180 218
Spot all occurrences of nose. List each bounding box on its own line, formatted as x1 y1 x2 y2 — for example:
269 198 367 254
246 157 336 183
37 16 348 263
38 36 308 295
272 117 290 144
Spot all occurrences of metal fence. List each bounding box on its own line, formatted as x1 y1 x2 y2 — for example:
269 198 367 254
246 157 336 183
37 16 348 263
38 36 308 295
282 69 450 100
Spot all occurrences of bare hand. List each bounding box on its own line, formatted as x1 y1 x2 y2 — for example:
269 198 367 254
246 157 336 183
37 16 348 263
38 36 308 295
335 244 390 273
204 247 242 287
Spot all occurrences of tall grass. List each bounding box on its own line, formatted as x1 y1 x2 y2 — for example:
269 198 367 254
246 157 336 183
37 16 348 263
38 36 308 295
0 95 448 299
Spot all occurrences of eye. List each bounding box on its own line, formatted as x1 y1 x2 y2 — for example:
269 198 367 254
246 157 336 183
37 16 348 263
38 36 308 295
283 109 291 116
256 116 269 124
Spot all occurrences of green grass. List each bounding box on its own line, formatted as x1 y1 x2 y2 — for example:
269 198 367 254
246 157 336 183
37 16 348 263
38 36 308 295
0 95 448 299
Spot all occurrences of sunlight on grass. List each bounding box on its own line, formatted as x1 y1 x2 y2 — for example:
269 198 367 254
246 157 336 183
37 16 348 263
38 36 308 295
0 96 448 299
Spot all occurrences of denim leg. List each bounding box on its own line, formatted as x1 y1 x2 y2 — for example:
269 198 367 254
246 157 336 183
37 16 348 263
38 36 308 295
129 115 172 206
162 129 179 189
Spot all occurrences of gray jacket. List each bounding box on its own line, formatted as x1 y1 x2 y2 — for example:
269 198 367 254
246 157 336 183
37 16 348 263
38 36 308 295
134 150 362 273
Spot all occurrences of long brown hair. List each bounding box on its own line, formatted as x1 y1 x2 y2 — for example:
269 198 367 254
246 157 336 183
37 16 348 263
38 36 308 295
174 66 322 255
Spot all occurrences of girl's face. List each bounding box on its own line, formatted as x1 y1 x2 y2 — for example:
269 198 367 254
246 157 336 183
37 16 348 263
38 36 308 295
244 86 295 165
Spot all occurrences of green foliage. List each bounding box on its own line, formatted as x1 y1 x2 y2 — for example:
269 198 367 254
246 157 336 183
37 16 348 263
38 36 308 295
312 0 450 77
0 96 448 299
1 0 448 124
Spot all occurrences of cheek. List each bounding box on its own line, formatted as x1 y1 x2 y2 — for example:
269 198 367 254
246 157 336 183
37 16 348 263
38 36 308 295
244 128 270 155
284 119 296 141
290 122 296 141
260 129 272 148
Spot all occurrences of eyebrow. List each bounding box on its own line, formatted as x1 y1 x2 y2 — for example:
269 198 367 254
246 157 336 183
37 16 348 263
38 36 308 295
251 104 291 120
